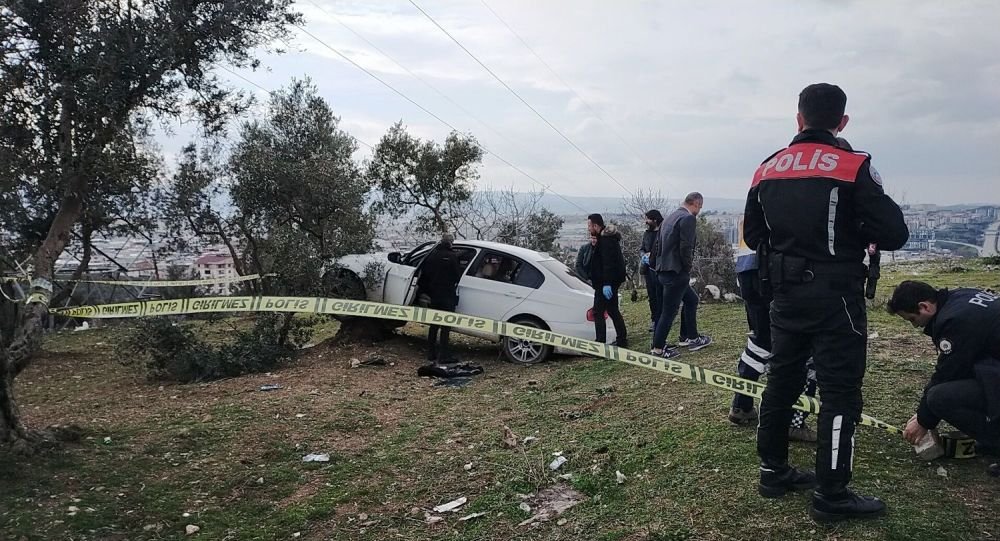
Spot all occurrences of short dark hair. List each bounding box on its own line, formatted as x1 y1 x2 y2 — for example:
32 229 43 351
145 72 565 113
587 213 605 228
645 209 663 224
798 83 847 131
887 281 938 314
684 192 703 205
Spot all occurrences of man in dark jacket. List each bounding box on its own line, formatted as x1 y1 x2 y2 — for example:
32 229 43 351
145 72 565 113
417 233 463 364
889 281 1000 476
744 83 908 522
651 193 710 357
587 214 627 348
641 210 664 332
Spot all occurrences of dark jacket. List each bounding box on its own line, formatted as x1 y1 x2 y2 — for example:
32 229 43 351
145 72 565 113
655 207 696 274
917 288 1000 428
417 245 462 304
589 225 626 288
640 228 658 273
744 130 908 269
575 243 593 283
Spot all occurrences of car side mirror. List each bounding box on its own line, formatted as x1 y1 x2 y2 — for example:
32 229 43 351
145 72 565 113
388 252 401 264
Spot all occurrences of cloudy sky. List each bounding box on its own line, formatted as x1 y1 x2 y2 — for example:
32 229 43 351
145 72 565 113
179 0 1000 205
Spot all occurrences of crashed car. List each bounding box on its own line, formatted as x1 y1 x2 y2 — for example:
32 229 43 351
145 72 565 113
332 240 614 364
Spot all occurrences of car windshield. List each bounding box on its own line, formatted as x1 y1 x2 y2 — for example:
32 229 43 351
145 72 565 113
538 259 592 292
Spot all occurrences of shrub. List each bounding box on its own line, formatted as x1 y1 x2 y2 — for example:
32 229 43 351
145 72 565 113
115 314 314 383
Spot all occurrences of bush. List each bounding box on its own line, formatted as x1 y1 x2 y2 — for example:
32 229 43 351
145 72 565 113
115 314 314 383
693 216 736 295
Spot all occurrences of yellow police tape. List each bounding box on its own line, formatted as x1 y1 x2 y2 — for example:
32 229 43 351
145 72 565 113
48 295 900 434
4 274 265 287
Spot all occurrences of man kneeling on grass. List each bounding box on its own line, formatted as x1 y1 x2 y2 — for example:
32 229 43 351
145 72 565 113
888 280 1000 478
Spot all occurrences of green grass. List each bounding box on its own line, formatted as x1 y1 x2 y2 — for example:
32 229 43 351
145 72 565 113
2 258 999 540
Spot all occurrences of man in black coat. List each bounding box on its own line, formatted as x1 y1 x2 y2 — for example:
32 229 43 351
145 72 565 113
417 233 463 363
587 213 628 348
889 281 1000 477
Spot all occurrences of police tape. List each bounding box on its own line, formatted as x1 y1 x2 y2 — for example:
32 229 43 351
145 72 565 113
4 273 266 287
48 295 901 434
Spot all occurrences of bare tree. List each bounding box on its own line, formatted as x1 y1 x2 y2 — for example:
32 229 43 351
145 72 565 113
621 187 671 219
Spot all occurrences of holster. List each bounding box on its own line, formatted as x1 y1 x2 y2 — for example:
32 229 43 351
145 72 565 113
865 250 881 299
768 252 814 287
756 241 772 297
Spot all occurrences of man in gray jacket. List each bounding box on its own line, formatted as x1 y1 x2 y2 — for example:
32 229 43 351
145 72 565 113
651 193 711 357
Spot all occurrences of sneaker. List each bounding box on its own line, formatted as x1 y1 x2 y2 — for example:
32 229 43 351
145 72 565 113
789 425 818 443
677 338 693 347
661 348 682 360
687 335 713 351
810 489 886 522
728 407 758 425
758 464 817 498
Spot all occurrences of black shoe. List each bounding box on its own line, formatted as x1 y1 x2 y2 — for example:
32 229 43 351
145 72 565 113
611 338 628 349
987 463 1000 478
810 489 886 522
758 464 817 498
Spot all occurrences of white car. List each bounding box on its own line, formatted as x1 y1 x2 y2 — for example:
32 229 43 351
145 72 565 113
332 240 615 364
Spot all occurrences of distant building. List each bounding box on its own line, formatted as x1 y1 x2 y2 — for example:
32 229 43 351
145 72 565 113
194 253 238 295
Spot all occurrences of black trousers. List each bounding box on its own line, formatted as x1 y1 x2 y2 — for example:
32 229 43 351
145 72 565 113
645 267 662 325
733 270 815 428
593 284 627 344
757 291 868 494
427 297 457 362
926 378 1000 446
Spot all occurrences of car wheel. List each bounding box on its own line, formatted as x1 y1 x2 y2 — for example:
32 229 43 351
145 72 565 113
502 318 553 365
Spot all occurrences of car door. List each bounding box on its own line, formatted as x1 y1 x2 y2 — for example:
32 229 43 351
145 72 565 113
457 250 543 323
382 243 432 305
384 244 478 306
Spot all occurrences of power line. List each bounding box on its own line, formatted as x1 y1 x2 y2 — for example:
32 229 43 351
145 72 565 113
293 24 586 213
407 0 635 198
217 65 374 150
303 0 587 211
479 0 676 192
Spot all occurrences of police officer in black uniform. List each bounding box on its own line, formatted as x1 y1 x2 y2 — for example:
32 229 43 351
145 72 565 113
743 83 909 522
888 281 1000 475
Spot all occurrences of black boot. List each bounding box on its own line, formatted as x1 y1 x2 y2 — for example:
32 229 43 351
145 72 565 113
810 488 886 522
758 462 817 498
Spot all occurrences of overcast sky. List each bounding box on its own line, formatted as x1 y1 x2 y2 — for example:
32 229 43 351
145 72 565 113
168 0 1000 206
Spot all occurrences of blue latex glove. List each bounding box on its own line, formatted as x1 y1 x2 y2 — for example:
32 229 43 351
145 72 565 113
602 285 613 300
641 253 650 265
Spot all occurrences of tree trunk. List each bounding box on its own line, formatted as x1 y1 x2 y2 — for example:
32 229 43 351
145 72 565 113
1 167 87 452
50 223 93 307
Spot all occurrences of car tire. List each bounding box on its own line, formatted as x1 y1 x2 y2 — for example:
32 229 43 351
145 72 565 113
502 318 552 365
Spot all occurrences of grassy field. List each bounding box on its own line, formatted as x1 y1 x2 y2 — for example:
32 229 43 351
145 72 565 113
2 259 998 540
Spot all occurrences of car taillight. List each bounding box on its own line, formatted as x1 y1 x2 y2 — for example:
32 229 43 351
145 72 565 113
586 308 609 322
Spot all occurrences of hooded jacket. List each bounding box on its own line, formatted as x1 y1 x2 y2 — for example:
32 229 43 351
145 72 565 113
588 225 627 288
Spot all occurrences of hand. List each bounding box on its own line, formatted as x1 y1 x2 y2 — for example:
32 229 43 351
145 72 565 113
602 286 613 300
903 414 929 445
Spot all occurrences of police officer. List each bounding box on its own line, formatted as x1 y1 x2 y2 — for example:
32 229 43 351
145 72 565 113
743 83 909 522
418 233 463 364
888 281 1000 476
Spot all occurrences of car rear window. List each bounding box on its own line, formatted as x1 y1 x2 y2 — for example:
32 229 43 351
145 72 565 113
539 259 592 292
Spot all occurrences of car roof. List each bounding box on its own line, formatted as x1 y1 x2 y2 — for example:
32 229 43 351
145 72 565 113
452 240 554 262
